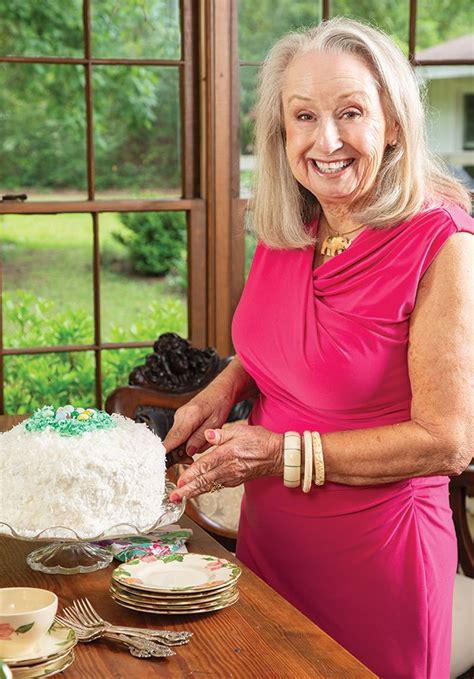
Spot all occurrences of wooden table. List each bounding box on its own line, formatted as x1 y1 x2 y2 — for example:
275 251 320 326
0 415 377 678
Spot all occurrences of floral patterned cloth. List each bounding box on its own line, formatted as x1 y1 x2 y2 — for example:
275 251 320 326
94 524 192 562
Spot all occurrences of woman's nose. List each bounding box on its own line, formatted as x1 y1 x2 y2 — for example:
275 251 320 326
313 118 343 155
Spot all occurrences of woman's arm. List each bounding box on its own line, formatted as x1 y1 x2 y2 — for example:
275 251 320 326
217 355 260 403
322 232 474 484
171 233 473 501
162 355 258 457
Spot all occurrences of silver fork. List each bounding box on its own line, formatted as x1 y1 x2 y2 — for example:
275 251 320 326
54 615 175 659
62 598 192 646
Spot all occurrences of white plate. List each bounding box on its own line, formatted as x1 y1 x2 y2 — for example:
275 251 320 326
110 580 237 602
110 584 239 609
112 554 241 593
1 624 76 667
11 650 74 678
111 592 239 615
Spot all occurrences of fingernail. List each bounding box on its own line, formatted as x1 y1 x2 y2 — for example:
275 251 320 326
187 446 197 456
177 479 185 488
206 429 215 440
170 493 180 503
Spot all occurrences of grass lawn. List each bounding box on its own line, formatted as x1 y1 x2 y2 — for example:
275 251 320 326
1 211 188 345
0 198 256 412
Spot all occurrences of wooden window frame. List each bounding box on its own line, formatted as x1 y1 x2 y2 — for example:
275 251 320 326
0 0 208 414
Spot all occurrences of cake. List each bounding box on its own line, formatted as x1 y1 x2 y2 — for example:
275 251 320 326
0 405 167 539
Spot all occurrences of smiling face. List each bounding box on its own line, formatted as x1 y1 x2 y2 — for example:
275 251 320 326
282 50 396 212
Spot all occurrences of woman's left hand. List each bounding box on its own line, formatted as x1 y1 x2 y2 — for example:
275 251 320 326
169 423 283 502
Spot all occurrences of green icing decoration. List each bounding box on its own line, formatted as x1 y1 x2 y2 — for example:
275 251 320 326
24 405 117 437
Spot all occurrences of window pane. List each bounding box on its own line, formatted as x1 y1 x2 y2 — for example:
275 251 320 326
102 347 151 400
93 66 181 199
0 64 87 201
416 1 474 55
330 1 409 55
1 214 94 348
464 94 474 151
100 212 187 343
240 65 259 198
0 0 83 57
91 0 180 60
4 352 95 415
238 0 321 62
418 64 474 191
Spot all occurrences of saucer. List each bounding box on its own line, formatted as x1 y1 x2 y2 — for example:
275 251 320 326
112 554 241 593
1 624 76 667
11 650 74 678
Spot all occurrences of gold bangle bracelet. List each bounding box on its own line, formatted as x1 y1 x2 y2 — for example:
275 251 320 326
302 431 313 493
311 431 325 486
283 431 301 488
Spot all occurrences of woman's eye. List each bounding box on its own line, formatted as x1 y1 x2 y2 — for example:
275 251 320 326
297 112 313 121
342 109 361 120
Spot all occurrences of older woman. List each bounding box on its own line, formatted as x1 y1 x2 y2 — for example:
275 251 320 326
165 18 473 678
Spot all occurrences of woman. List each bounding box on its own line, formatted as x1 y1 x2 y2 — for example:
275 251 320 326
165 18 473 678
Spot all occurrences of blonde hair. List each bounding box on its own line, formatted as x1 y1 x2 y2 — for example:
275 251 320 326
251 17 471 249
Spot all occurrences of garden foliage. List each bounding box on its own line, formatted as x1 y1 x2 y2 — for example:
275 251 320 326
4 290 186 414
114 212 186 276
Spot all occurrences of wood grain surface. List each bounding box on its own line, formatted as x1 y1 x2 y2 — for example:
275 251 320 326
0 415 377 678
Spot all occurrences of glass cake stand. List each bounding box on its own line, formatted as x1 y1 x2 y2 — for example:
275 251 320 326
0 482 186 575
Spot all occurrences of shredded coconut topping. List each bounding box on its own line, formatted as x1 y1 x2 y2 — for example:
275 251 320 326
0 412 167 539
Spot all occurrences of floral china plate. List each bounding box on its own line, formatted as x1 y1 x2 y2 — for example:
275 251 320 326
0 624 76 667
110 581 237 604
111 580 236 602
112 553 241 593
11 650 74 678
111 592 240 616
13 650 75 678
110 584 239 609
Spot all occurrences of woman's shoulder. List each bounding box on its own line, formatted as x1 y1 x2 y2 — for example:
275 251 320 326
406 203 474 235
402 204 474 279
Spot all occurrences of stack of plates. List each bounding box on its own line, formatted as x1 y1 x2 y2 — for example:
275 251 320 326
110 553 242 614
1 624 76 678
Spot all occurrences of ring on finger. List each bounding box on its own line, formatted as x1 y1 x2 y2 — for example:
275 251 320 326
210 482 224 493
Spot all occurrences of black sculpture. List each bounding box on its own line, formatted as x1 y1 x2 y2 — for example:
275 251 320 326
129 332 226 393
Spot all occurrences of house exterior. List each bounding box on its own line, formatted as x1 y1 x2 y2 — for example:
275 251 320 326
417 34 474 188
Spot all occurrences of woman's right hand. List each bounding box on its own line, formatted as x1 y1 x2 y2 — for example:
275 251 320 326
162 382 235 464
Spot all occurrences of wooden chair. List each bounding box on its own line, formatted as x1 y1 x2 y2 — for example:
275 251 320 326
105 333 252 552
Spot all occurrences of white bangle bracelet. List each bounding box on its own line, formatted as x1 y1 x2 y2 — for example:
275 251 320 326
283 431 301 488
302 431 313 493
312 431 325 486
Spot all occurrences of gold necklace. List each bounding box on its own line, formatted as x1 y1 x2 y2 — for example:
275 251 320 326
320 218 364 257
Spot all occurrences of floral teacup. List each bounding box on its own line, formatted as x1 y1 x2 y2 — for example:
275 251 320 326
0 588 57 657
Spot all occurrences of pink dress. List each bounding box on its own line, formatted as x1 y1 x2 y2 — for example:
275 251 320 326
232 205 474 678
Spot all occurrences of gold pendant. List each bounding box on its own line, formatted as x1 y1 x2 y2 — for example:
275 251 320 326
320 234 352 257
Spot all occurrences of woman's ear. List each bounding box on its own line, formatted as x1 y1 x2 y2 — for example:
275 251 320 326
387 120 400 147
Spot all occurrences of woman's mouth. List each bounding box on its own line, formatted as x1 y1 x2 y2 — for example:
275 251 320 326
310 158 355 175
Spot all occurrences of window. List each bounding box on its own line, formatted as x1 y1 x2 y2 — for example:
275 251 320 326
0 0 203 414
464 94 474 150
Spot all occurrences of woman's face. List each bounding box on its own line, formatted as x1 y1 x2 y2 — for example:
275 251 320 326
282 50 396 210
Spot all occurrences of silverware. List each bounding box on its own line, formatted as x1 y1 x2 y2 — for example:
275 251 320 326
54 615 175 659
60 598 192 645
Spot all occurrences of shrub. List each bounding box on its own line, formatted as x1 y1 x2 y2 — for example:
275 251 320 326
114 212 186 276
3 290 187 414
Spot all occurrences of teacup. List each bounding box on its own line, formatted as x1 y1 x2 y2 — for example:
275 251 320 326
0 588 57 657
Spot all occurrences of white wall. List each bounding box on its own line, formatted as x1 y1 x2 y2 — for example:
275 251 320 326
424 75 474 167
